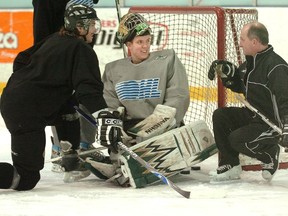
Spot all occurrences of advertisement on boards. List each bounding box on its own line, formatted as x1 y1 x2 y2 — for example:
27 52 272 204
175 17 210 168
0 9 129 70
0 11 33 63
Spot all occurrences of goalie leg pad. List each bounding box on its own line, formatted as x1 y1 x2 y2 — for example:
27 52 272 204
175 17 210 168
85 120 215 188
85 158 115 180
119 154 159 188
118 120 216 188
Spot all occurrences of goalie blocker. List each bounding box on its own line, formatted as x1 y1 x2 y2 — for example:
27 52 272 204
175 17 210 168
86 120 216 188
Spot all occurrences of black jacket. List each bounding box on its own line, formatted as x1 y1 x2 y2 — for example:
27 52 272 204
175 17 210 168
2 33 107 120
228 45 288 127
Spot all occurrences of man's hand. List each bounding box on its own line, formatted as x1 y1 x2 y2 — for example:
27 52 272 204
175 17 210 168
208 60 237 87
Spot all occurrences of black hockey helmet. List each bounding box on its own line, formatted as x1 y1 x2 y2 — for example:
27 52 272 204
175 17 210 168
116 13 152 44
64 4 101 33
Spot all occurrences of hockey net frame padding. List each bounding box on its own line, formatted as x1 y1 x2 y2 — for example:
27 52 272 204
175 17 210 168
128 6 288 170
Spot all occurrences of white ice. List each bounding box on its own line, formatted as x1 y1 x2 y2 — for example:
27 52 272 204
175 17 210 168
0 116 288 216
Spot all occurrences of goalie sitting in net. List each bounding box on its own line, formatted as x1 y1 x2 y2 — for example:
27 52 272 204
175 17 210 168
80 12 216 188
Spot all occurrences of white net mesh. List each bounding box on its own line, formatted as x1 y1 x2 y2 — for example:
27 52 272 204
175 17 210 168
129 7 258 130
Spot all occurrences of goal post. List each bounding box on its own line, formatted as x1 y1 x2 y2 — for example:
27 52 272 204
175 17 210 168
128 6 288 170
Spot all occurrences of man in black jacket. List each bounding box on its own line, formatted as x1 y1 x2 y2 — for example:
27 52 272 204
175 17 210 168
32 0 101 173
0 4 120 191
208 21 288 182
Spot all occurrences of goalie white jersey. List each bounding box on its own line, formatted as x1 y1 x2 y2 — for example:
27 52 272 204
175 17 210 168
102 49 190 126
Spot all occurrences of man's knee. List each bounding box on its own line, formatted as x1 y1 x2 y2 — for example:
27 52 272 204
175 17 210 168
15 166 40 191
0 163 40 191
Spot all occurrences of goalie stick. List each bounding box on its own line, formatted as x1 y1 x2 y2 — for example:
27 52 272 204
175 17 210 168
235 94 282 134
236 95 288 171
73 105 191 199
114 0 127 57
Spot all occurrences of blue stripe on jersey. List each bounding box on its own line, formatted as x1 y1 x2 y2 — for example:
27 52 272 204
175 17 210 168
115 78 161 100
66 0 94 8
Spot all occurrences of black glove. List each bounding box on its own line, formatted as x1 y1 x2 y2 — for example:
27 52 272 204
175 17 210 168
208 60 237 87
61 150 80 172
281 115 288 147
208 60 218 80
94 110 123 153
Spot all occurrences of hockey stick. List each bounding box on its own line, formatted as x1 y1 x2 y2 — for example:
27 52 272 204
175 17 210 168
117 141 190 199
228 11 243 65
114 0 127 57
73 105 191 199
46 146 107 163
114 0 122 26
235 94 282 134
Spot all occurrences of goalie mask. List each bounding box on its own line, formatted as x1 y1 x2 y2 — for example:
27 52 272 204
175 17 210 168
64 4 101 34
116 13 152 44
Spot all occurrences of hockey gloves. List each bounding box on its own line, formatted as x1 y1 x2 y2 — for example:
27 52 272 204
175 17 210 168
281 115 288 147
93 109 123 153
208 60 237 87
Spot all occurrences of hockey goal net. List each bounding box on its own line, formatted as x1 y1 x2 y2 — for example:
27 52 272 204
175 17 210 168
128 6 288 170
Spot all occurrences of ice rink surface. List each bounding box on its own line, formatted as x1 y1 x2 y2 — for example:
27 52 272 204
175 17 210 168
0 116 288 216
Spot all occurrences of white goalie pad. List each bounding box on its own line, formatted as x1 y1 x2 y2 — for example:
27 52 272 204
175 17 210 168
127 104 176 139
86 120 217 188
118 120 216 188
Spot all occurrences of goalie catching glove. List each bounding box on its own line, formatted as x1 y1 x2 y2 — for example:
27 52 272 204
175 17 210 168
208 60 238 87
93 109 123 153
127 104 176 139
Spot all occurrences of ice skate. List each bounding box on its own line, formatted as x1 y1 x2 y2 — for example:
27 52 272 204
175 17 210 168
59 141 91 183
261 145 280 181
51 144 63 173
78 142 109 162
211 164 242 182
63 162 91 183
